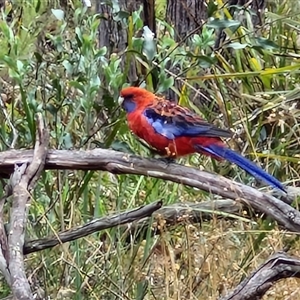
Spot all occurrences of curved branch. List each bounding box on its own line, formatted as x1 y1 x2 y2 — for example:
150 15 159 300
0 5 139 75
220 251 300 300
22 199 243 255
0 149 299 232
24 200 162 254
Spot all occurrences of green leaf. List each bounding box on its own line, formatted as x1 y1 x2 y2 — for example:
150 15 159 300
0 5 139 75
207 0 218 17
90 75 100 88
0 21 14 42
132 6 143 28
60 133 73 149
132 37 144 52
2 55 16 70
16 60 24 74
8 68 20 83
157 76 174 93
20 87 34 141
95 46 107 58
259 126 267 142
226 42 249 49
197 55 217 68
160 37 176 48
207 19 241 29
69 80 85 93
35 0 41 12
117 10 130 20
75 27 83 46
142 26 157 61
254 37 279 50
62 60 73 75
51 9 65 21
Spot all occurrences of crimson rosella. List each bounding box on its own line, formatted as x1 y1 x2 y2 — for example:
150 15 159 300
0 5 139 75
118 86 286 192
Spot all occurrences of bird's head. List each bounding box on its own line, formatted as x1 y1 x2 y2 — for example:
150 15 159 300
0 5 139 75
118 87 155 113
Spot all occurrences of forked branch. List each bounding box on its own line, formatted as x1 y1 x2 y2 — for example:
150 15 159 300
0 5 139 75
0 114 49 300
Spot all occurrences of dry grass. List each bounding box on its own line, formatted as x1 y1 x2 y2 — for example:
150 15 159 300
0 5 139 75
125 219 300 299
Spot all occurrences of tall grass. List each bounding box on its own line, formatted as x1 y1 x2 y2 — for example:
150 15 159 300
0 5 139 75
0 0 299 299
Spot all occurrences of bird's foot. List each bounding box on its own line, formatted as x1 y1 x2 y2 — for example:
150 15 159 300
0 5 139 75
164 146 176 158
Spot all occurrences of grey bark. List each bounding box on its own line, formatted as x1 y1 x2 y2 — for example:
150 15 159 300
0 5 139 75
23 199 242 254
0 148 298 231
0 114 49 300
220 252 300 300
97 0 142 53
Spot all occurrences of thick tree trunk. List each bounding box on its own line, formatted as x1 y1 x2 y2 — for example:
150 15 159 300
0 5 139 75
166 0 265 43
166 0 207 41
97 1 143 54
97 1 145 83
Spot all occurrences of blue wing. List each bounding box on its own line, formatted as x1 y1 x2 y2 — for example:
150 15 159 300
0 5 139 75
143 99 232 139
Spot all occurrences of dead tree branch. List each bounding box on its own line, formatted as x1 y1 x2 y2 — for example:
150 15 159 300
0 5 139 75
0 148 298 232
220 251 300 300
0 191 10 285
23 199 241 255
24 200 162 254
0 114 49 300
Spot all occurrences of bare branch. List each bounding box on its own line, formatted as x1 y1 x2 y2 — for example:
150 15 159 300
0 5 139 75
0 149 298 232
7 114 49 300
220 252 300 300
0 193 10 284
22 199 243 255
24 200 162 254
0 171 13 284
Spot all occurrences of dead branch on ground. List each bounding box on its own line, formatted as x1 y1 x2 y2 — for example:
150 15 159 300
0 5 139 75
220 251 300 300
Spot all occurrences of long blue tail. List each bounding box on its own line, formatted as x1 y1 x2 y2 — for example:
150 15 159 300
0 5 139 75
195 143 286 192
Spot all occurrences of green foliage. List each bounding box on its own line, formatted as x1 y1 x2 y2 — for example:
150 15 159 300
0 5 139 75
0 0 300 299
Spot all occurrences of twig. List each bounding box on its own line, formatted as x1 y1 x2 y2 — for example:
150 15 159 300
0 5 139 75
7 114 49 300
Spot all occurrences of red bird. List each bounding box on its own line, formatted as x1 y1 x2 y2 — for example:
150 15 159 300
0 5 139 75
119 86 285 192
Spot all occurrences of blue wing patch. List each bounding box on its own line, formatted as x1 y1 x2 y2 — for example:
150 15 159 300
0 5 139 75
143 101 232 139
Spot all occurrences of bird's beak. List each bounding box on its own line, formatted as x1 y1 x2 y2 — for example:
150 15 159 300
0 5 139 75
118 96 124 106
